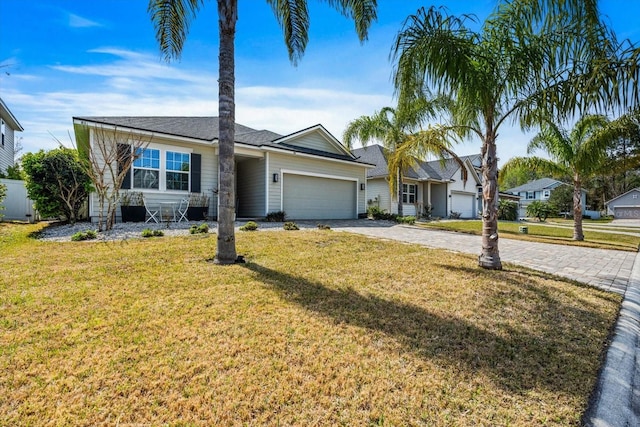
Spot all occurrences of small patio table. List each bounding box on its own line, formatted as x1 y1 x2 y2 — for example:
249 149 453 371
159 202 178 222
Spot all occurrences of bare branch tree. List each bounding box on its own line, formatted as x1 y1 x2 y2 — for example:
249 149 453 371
74 123 152 231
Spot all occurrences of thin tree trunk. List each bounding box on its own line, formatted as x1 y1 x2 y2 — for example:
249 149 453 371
397 167 403 217
478 135 502 270
573 174 584 241
214 0 238 265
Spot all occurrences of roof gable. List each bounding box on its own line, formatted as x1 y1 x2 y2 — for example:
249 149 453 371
505 178 564 193
605 187 640 205
0 97 24 131
272 124 353 158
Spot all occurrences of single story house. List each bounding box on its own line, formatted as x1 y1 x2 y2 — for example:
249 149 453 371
73 117 372 222
505 177 587 218
605 188 640 218
352 144 483 218
0 97 24 174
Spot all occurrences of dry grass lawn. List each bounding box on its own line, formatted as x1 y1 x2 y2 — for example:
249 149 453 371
0 222 621 426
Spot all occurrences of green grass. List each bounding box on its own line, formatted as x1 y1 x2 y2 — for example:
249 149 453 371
0 222 621 425
420 220 640 251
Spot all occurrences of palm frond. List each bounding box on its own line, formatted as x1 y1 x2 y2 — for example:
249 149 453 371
148 0 204 61
266 0 309 65
500 156 569 179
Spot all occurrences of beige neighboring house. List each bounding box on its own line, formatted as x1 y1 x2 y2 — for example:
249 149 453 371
606 188 640 218
73 117 372 222
0 97 24 173
352 144 483 218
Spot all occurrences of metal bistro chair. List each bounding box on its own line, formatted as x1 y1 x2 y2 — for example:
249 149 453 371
144 198 159 223
177 198 189 223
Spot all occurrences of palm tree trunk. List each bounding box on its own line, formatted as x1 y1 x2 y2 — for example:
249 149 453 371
214 0 238 265
397 167 403 217
478 135 502 270
573 174 584 241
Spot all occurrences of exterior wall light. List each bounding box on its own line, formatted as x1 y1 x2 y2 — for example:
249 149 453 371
273 173 279 183
360 183 365 191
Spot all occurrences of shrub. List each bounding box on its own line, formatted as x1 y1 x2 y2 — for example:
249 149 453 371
71 229 98 241
526 201 555 222
189 223 209 234
141 228 164 238
396 216 416 225
497 199 519 221
317 224 331 230
240 221 259 231
265 211 286 222
449 211 462 219
367 206 397 221
283 221 299 230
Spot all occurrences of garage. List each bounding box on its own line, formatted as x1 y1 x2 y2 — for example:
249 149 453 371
450 192 476 218
283 173 357 219
614 207 640 219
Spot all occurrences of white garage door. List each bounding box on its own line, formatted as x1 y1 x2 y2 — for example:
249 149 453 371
451 193 475 218
614 207 640 219
283 174 356 219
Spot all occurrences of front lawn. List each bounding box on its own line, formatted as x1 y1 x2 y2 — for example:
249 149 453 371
420 220 640 251
0 222 620 425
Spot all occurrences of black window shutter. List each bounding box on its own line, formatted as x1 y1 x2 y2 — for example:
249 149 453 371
118 144 132 189
191 153 201 193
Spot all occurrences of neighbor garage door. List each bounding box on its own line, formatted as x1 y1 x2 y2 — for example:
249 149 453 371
615 207 640 219
451 193 475 218
283 174 356 219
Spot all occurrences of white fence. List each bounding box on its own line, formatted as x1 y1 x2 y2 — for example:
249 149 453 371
0 178 35 222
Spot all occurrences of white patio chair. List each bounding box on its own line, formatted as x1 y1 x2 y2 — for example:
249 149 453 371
144 198 159 223
177 198 189 223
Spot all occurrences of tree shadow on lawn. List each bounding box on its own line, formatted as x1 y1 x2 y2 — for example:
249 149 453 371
243 261 616 398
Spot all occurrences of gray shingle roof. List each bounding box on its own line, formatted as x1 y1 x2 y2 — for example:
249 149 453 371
352 144 479 181
505 178 563 193
73 116 369 164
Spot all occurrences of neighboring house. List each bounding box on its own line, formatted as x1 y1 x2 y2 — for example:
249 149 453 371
352 144 482 218
0 97 24 173
73 117 372 222
505 178 587 218
605 188 640 218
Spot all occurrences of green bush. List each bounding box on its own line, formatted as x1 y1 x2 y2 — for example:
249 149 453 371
526 200 556 222
240 221 259 231
141 228 164 238
367 206 397 221
497 199 519 221
71 229 98 241
283 221 299 230
395 216 416 225
317 224 331 230
265 211 286 222
189 223 209 234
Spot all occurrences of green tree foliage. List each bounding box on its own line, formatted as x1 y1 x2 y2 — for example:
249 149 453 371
391 1 640 269
497 199 519 221
0 164 26 180
148 0 377 264
526 200 555 222
22 148 92 223
548 185 573 216
498 160 545 191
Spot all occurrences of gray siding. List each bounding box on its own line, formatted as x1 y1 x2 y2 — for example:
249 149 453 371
283 175 356 219
267 152 367 216
0 124 15 173
609 190 640 209
281 133 344 155
237 157 265 217
431 184 448 218
366 178 391 213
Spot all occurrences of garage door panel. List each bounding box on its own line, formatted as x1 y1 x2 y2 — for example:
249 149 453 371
615 207 640 219
451 194 475 218
283 174 356 219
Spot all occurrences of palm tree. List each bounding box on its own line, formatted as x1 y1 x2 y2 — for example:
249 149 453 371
391 1 639 269
148 0 377 264
503 114 640 240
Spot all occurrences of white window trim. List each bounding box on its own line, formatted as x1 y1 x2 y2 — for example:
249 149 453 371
403 183 417 204
542 189 550 199
131 143 193 193
527 191 535 200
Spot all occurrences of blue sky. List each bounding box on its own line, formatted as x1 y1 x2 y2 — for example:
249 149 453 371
1 0 638 164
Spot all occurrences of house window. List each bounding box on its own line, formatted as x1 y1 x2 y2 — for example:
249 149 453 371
1 119 5 147
527 191 535 200
634 194 638 199
166 151 190 191
402 183 417 204
542 189 550 199
133 148 160 189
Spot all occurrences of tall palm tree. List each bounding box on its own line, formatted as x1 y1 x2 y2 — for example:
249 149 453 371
503 114 640 240
148 0 377 264
391 1 639 269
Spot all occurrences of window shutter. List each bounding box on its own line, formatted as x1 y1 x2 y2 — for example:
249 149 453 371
118 144 131 189
190 153 201 193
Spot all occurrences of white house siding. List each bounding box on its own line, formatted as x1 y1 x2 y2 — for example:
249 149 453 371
282 133 344 155
267 151 367 217
88 130 217 222
236 157 265 217
366 178 392 213
0 124 15 173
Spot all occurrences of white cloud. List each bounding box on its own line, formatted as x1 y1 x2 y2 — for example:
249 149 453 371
68 13 102 28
